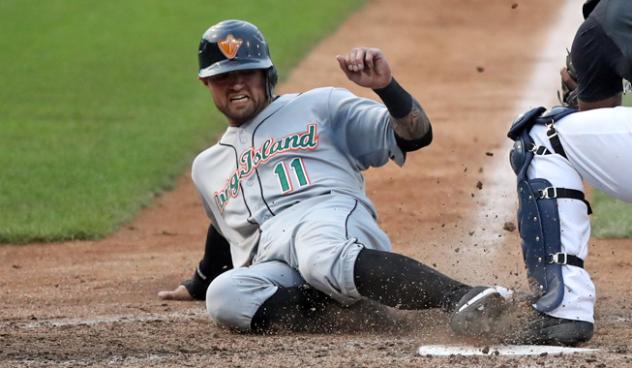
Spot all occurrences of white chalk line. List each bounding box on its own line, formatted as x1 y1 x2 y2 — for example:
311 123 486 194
2 354 175 367
5 308 208 329
418 344 598 357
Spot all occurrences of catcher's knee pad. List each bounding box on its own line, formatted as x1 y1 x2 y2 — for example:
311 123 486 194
508 107 547 177
517 178 565 312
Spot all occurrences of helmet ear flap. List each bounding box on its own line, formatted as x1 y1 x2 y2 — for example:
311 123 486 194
266 66 278 99
268 66 278 88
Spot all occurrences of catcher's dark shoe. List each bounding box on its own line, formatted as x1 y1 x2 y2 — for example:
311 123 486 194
513 311 593 346
449 286 512 337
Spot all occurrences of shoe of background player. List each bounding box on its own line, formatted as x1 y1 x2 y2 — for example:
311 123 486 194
449 285 513 338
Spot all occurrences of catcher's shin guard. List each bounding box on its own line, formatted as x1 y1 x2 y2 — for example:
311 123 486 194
516 178 565 312
508 107 590 313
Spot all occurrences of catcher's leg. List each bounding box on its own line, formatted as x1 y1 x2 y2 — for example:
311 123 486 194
528 124 595 316
557 108 632 202
449 121 595 345
512 124 595 345
514 110 632 345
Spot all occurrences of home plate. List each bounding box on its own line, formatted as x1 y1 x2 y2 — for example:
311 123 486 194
418 344 598 357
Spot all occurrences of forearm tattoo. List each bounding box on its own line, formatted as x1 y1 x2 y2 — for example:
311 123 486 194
391 99 431 141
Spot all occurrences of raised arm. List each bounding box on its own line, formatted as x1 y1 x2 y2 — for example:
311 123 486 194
336 47 432 150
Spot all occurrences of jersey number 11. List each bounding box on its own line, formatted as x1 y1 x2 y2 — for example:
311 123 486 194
273 158 310 193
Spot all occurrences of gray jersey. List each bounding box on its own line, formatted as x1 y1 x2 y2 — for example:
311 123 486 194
192 87 404 267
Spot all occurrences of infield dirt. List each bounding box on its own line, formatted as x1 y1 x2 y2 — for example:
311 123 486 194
1 1 631 367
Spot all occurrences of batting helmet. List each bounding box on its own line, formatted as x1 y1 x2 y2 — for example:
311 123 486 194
198 20 278 97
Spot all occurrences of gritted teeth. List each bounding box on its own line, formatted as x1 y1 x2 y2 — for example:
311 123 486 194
230 95 248 101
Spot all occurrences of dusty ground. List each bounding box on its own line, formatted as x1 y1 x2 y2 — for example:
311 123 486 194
1 0 631 367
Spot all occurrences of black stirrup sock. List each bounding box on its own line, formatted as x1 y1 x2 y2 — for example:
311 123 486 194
250 285 335 333
353 248 471 311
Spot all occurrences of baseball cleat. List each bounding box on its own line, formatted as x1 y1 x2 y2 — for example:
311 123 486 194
449 286 512 337
508 311 594 346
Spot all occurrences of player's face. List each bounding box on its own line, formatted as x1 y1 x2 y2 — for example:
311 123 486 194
203 69 268 126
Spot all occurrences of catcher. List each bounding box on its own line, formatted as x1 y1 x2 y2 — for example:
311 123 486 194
158 19 510 333
559 0 632 110
452 0 632 346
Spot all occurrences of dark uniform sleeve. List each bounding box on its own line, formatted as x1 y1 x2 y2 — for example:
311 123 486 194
373 78 433 152
583 0 601 19
393 126 433 152
182 223 233 300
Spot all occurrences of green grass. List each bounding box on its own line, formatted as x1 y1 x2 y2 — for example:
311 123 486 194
592 191 632 238
590 93 632 238
0 0 365 243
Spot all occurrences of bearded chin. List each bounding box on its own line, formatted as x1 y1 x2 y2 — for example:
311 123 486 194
217 103 263 126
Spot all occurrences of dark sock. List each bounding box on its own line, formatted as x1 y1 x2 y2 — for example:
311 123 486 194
250 285 335 333
353 248 471 311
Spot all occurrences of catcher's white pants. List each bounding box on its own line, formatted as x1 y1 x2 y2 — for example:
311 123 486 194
205 193 391 331
527 106 632 323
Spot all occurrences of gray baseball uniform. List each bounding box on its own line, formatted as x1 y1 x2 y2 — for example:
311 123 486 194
192 86 404 329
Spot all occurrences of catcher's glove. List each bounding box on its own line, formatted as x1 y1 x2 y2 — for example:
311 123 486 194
557 50 579 108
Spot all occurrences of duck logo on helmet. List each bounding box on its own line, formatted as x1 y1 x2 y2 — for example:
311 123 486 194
218 34 243 59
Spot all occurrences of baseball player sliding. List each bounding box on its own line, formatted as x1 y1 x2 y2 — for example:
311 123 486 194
455 0 632 346
158 19 510 333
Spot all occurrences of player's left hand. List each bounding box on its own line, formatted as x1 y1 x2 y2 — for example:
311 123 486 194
157 285 194 301
336 47 392 89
